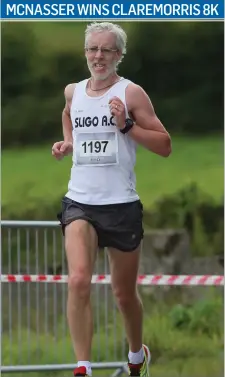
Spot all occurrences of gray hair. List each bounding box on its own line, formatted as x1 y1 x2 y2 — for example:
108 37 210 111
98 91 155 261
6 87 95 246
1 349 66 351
84 22 127 64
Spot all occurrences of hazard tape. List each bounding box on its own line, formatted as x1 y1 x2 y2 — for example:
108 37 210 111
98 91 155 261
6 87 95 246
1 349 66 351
0 274 224 286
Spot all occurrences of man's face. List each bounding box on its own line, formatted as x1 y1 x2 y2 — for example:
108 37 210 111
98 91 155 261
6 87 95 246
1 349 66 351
85 31 121 80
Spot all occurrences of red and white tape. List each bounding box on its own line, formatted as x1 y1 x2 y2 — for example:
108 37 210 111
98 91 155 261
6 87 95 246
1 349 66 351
0 274 224 286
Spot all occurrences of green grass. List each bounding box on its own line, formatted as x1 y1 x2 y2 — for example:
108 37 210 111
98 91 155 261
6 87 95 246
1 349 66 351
1 358 223 377
136 135 223 205
2 296 224 377
2 135 223 219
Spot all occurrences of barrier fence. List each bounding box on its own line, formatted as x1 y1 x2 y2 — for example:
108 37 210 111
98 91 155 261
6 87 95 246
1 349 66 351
1 273 224 285
1 220 224 376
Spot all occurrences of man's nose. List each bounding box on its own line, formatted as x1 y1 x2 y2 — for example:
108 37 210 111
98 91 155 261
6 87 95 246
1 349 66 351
95 48 104 58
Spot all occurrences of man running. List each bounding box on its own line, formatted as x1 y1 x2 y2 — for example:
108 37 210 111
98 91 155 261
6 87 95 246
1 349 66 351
52 22 171 377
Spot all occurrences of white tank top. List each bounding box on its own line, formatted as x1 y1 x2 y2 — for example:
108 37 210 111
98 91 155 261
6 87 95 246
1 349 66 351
66 77 139 205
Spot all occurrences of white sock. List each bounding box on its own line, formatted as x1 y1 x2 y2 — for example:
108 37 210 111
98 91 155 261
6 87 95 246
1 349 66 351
77 361 92 376
128 347 144 364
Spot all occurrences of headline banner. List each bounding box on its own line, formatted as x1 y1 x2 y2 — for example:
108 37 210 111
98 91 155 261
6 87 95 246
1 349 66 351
1 0 224 20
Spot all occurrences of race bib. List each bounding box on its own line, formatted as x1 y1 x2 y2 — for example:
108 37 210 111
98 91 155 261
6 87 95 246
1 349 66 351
75 131 119 166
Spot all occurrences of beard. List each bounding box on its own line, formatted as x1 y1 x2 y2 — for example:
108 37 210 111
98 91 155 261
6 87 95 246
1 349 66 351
87 60 118 80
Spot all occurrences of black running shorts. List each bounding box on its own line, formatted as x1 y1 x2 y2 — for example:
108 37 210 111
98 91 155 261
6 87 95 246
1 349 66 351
57 196 144 252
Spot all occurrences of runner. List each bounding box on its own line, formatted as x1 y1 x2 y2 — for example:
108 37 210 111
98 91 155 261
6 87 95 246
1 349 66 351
52 22 171 377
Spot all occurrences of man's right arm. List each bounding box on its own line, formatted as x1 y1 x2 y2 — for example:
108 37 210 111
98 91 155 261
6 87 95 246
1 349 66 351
52 83 75 160
62 83 75 143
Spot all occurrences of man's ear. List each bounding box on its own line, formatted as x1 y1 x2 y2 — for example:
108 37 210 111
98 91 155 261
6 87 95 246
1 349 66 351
116 50 122 62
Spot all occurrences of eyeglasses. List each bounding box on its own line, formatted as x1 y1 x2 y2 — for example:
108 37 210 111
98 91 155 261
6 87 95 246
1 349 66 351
85 47 118 55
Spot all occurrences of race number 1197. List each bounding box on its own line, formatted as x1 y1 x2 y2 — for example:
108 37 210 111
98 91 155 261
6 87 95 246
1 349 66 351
81 140 109 155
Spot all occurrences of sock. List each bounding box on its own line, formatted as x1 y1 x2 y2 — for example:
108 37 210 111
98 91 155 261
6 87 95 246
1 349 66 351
77 361 92 376
128 347 144 364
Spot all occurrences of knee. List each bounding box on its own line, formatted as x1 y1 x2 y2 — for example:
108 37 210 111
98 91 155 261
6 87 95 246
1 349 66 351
68 270 91 299
113 287 139 310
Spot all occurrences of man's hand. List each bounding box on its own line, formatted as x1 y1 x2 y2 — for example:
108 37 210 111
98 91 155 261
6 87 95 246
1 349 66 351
109 96 126 130
52 141 73 160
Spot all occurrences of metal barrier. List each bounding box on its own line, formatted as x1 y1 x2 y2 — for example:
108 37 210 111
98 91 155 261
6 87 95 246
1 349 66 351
1 220 224 376
1 220 128 376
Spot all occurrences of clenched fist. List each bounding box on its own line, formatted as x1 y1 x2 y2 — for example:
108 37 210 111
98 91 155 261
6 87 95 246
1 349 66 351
108 96 126 130
52 141 73 160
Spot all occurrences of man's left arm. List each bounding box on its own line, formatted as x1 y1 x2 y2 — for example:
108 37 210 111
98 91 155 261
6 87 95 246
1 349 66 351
126 84 172 157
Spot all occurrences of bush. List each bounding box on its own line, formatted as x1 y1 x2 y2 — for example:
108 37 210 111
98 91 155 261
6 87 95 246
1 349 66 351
1 23 37 105
121 22 224 134
169 296 223 337
144 183 224 256
1 183 223 264
1 23 224 147
2 25 87 147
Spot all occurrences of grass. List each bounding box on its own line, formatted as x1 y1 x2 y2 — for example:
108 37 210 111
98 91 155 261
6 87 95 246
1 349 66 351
1 135 223 219
2 295 224 377
1 358 223 377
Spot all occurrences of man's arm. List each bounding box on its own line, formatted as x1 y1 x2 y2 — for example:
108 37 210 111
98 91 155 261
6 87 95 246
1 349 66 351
126 84 171 157
62 83 75 143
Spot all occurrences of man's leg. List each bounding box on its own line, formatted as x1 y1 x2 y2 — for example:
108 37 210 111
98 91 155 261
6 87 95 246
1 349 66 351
65 220 98 363
107 246 143 352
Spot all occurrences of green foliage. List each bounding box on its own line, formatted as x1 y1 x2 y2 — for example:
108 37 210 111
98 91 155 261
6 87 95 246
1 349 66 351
1 296 223 377
1 137 223 262
169 295 223 337
2 24 87 147
145 183 224 256
188 297 223 336
1 22 224 147
168 304 192 330
2 136 223 219
121 22 224 134
2 23 37 103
